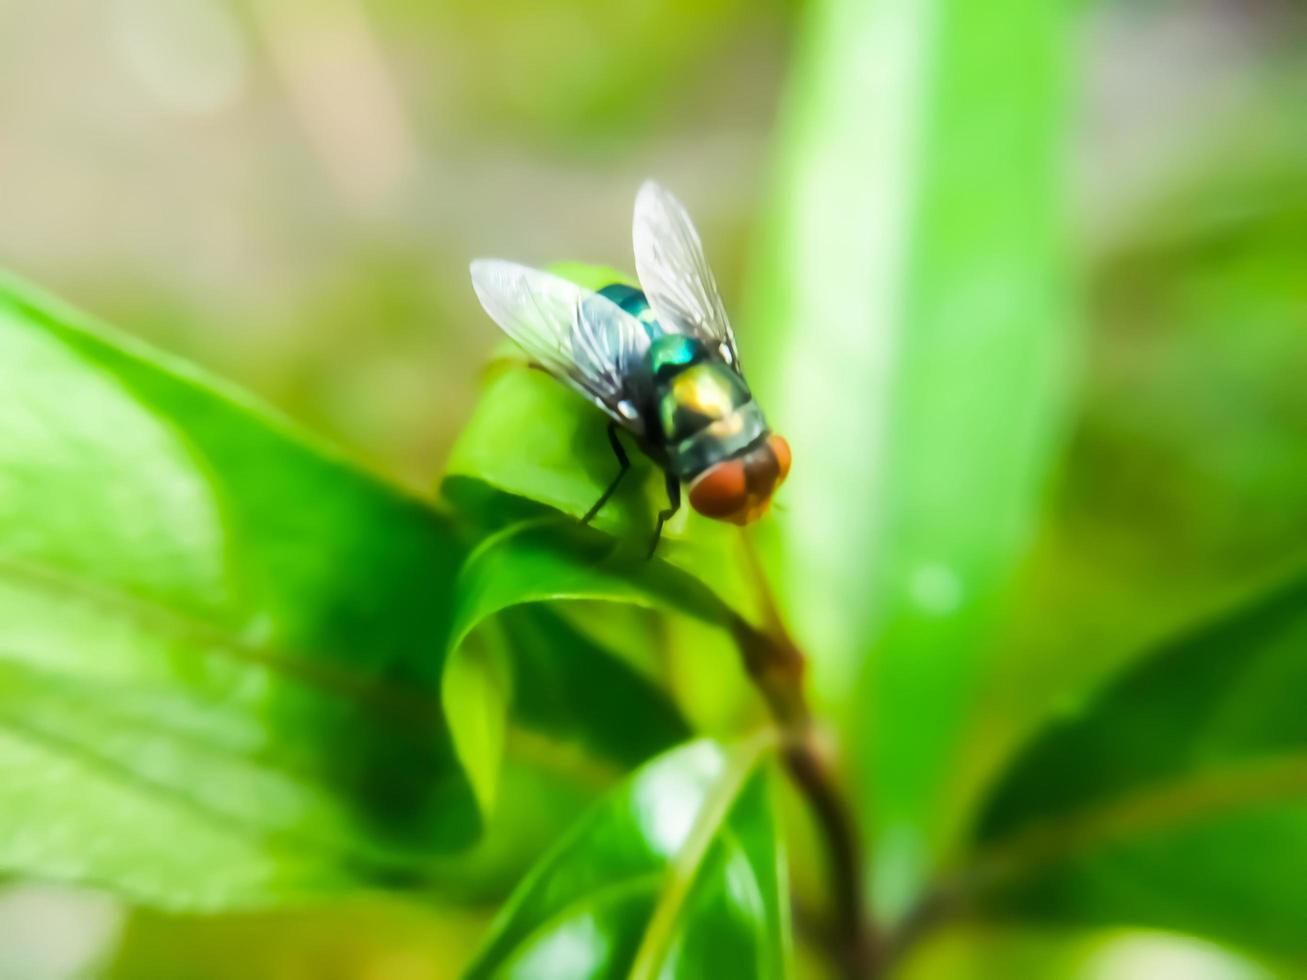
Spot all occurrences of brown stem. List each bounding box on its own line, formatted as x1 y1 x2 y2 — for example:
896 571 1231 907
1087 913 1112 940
728 611 880 978
733 535 981 975
783 730 881 977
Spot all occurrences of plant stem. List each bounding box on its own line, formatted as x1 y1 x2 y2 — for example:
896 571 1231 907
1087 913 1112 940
729 615 878 977
732 534 879 977
786 729 881 977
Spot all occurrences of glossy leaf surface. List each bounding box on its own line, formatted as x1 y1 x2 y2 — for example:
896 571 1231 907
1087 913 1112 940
465 738 788 980
0 273 480 908
967 574 1307 957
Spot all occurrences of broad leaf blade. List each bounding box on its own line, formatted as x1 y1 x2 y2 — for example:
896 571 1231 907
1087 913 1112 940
0 273 477 907
966 574 1307 957
464 738 788 980
743 0 1075 899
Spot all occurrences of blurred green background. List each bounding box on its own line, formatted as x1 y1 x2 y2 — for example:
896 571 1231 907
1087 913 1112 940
0 0 1303 977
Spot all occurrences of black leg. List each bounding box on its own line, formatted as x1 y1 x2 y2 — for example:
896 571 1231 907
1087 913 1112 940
581 422 630 525
647 471 681 559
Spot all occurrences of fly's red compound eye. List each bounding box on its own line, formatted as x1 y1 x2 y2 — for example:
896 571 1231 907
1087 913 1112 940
768 434 792 484
689 459 749 520
690 436 792 526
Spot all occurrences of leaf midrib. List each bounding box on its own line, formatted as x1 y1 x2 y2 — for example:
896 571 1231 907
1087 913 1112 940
628 733 775 980
0 551 446 726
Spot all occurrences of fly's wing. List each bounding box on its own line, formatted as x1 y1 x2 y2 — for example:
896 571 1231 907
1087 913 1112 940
469 259 649 432
632 180 741 371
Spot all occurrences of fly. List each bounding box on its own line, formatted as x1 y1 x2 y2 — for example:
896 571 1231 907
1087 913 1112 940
470 181 791 556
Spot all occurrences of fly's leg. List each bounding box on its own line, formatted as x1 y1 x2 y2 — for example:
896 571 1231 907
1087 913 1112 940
647 472 681 559
581 422 630 525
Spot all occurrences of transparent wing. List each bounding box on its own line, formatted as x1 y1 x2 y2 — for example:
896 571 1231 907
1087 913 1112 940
632 180 741 370
469 259 649 431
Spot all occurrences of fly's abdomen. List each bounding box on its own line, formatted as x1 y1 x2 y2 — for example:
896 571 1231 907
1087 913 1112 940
657 361 768 480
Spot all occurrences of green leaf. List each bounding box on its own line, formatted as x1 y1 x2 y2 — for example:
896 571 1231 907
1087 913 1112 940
464 738 789 980
501 605 690 769
743 0 1076 900
437 514 724 806
965 574 1307 958
443 634 512 817
0 272 480 908
426 747 613 904
450 516 735 630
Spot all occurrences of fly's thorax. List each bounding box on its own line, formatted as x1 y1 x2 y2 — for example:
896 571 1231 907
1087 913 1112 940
657 358 751 433
670 402 770 480
647 334 706 383
642 336 763 480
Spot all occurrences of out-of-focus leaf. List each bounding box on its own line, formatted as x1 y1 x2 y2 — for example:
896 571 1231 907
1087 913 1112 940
744 0 1075 903
427 744 615 904
444 261 760 622
464 738 789 980
105 894 489 980
958 134 1307 871
894 923 1281 980
965 574 1307 958
0 273 480 908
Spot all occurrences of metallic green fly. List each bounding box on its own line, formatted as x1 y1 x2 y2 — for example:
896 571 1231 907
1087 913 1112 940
470 181 790 556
